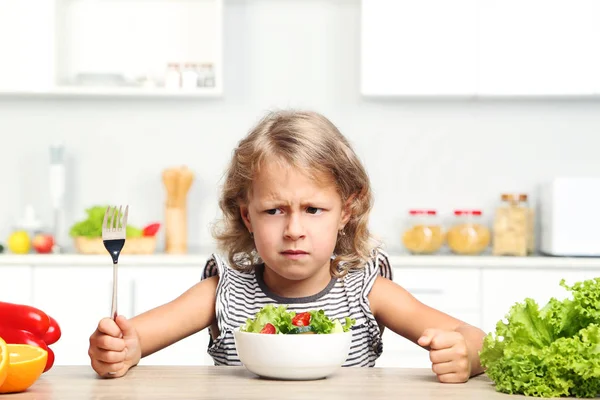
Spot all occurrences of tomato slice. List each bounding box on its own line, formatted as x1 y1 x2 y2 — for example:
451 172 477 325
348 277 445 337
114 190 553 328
260 323 276 334
292 312 311 327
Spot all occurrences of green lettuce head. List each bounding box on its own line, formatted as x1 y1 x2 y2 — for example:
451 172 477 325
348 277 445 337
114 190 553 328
480 278 600 398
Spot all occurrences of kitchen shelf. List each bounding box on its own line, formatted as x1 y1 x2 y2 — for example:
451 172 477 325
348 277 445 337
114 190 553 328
0 0 223 98
0 86 222 99
2 252 600 269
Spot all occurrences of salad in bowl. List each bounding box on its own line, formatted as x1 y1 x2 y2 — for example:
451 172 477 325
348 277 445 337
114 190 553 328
234 305 356 380
240 304 355 335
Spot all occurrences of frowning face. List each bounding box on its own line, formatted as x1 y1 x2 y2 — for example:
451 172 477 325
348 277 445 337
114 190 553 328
240 160 350 283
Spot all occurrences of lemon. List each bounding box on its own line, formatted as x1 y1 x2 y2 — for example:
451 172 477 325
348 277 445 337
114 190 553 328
8 231 31 254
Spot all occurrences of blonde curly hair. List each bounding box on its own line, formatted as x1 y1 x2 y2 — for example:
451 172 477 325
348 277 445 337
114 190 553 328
212 110 379 277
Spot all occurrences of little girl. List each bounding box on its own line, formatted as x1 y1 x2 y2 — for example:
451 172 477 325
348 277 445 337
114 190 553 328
88 110 486 383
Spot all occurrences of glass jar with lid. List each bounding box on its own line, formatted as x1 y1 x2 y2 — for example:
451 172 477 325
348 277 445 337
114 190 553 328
447 210 491 255
164 63 181 89
401 209 445 255
520 194 535 254
492 194 528 256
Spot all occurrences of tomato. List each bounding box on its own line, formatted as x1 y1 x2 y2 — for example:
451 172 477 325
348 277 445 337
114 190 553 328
42 316 61 345
260 323 276 334
0 302 50 337
142 223 161 237
292 312 311 327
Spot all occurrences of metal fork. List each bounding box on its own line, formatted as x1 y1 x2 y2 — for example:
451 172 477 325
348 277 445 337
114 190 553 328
102 205 128 321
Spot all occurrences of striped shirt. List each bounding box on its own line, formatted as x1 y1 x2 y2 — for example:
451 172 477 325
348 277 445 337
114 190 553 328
200 250 394 367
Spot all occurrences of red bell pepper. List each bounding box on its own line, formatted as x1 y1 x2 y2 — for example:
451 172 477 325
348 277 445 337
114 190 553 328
0 301 50 337
0 301 60 373
43 316 61 345
45 348 55 373
0 326 55 372
0 327 47 349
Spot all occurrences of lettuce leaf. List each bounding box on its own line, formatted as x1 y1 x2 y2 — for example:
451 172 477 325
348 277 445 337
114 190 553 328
69 206 142 238
310 309 335 334
480 278 600 398
240 305 295 334
332 317 355 333
309 310 355 333
240 305 355 334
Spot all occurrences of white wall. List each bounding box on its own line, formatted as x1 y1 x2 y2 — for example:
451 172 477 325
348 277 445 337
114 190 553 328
1 0 600 252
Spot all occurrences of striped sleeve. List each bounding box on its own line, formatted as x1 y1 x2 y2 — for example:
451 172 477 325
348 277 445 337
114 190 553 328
374 248 393 281
201 253 226 281
348 249 394 363
362 249 393 297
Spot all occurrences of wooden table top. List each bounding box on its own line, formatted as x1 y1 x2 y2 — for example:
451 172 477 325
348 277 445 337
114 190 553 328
1 366 548 400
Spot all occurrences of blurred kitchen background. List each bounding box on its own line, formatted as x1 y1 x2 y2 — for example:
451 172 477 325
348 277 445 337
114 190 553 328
3 0 600 369
1 0 599 256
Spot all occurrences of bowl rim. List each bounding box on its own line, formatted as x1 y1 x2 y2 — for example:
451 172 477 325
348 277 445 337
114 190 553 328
233 327 353 337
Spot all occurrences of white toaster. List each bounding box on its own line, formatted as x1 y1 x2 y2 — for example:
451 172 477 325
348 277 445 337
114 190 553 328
540 177 600 257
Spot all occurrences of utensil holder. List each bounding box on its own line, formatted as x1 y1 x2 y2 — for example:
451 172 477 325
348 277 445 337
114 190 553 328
166 206 187 254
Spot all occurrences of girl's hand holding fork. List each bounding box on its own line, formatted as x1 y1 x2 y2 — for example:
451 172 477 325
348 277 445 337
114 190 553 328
88 315 141 378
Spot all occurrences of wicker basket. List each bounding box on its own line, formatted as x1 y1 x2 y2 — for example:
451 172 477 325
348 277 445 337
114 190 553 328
74 236 158 255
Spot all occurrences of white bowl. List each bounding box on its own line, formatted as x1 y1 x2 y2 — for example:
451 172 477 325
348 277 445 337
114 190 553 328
233 329 353 380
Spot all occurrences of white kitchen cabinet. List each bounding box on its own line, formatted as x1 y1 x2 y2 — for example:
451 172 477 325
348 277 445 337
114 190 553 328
477 0 600 96
481 268 600 334
0 265 34 305
360 0 478 96
0 0 56 92
377 351 432 369
130 266 214 366
393 267 481 314
29 263 212 367
0 0 223 98
361 0 600 97
31 265 133 366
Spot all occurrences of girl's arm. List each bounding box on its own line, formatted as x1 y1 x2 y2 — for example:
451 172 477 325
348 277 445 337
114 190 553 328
369 275 485 380
89 276 219 377
131 275 219 358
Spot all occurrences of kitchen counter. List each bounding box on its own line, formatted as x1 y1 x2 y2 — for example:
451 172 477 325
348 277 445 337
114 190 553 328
2 251 600 269
2 366 546 400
